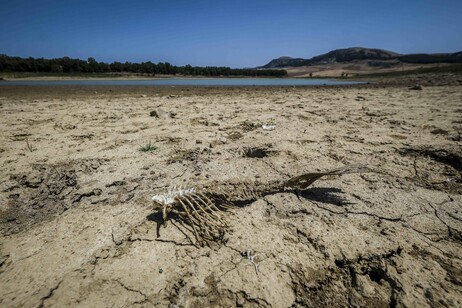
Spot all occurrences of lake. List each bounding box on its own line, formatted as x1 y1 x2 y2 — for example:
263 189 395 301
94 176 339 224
0 78 365 87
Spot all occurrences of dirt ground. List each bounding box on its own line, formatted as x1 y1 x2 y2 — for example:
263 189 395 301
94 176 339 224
283 62 462 79
0 82 461 307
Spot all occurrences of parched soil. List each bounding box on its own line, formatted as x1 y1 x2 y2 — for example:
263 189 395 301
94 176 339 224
0 83 461 307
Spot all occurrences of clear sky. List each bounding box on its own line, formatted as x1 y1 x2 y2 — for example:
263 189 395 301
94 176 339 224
1 0 461 68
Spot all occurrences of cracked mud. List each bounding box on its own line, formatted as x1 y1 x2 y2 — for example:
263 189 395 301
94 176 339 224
1 84 461 307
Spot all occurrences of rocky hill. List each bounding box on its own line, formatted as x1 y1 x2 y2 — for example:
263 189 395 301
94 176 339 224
309 47 399 64
260 47 461 68
261 56 306 68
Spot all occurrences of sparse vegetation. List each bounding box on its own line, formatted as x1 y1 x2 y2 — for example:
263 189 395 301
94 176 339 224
138 140 158 152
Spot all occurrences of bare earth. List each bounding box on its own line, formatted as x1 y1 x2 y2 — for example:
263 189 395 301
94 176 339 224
0 83 461 307
282 61 457 78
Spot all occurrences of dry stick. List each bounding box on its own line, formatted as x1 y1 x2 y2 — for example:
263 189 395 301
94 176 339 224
413 157 422 182
25 137 35 152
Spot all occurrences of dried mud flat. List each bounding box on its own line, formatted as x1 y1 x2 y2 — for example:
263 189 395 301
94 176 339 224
0 84 461 307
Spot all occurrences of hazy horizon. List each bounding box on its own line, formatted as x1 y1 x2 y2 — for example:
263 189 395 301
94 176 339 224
1 0 462 68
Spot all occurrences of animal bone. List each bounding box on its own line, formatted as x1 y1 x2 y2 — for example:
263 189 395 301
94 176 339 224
151 164 368 246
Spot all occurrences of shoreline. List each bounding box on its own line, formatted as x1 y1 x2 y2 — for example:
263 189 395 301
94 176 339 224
1 70 460 85
0 83 385 99
0 74 460 99
1 75 293 81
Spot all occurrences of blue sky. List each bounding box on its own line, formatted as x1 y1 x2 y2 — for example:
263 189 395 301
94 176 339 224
1 0 461 67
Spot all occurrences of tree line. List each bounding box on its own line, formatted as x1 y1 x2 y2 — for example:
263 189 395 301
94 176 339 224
0 55 287 77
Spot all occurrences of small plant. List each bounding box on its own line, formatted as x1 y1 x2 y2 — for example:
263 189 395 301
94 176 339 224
26 138 36 152
138 140 158 152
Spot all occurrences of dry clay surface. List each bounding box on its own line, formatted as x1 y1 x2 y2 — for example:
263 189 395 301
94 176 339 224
1 85 462 307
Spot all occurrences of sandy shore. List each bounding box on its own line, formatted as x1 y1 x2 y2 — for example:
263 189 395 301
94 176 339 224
1 83 461 307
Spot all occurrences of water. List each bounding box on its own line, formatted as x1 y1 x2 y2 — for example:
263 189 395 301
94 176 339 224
0 78 364 87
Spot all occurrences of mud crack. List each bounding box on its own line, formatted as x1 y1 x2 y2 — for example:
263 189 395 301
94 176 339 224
38 279 63 308
113 279 154 305
309 199 403 222
425 199 462 242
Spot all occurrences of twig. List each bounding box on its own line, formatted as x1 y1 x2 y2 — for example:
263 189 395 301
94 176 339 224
26 138 36 152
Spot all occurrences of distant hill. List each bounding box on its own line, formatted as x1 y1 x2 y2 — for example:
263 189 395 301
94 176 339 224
262 56 306 69
260 47 462 68
310 47 399 63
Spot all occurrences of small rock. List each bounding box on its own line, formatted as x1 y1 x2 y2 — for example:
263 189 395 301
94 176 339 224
262 124 276 131
64 124 76 130
236 293 246 306
430 128 449 135
381 228 393 236
8 193 19 200
111 230 125 245
121 193 134 203
149 108 171 118
409 84 423 90
105 180 126 187
355 275 376 296
126 183 139 192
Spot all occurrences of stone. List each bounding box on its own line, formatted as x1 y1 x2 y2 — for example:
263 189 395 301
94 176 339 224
150 108 171 118
409 84 423 90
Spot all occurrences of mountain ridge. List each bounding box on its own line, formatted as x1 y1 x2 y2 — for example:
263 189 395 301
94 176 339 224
260 47 462 68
